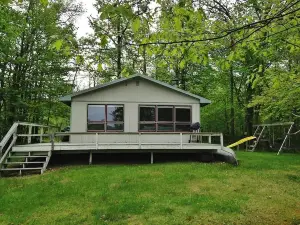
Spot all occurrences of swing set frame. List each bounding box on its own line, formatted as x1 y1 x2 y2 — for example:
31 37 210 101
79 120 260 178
250 122 297 155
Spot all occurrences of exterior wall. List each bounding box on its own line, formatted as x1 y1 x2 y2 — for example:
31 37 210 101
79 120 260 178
73 78 200 103
70 78 201 143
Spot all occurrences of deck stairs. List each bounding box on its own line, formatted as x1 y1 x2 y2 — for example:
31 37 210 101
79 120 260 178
0 150 51 176
248 125 266 151
0 122 55 177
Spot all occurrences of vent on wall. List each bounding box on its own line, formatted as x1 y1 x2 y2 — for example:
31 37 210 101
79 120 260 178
136 80 140 86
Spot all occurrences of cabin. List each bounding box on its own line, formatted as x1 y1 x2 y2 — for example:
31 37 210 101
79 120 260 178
60 74 211 143
0 74 237 177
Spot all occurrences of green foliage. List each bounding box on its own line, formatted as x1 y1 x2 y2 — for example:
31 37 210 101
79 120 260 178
52 39 63 51
0 0 83 136
1 0 299 139
132 18 141 33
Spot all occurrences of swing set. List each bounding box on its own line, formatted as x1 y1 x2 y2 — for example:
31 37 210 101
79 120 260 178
247 121 300 155
227 111 300 154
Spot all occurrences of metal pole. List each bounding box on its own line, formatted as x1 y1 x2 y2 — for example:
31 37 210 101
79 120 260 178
277 124 293 155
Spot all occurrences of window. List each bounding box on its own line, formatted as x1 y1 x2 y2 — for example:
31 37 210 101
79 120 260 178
139 105 191 132
175 107 191 132
87 104 124 132
139 106 156 131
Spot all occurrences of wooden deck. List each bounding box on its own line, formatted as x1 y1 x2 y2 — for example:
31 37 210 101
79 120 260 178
12 142 224 152
0 122 238 176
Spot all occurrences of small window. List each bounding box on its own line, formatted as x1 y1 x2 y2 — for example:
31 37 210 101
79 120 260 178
175 124 190 132
158 106 173 121
176 107 191 122
140 106 155 121
87 123 105 131
107 105 124 122
139 123 156 131
157 123 173 132
88 105 105 122
107 123 124 131
87 104 124 132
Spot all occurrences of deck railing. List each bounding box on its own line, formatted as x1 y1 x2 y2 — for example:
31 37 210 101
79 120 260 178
1 123 225 165
0 122 58 165
53 132 224 150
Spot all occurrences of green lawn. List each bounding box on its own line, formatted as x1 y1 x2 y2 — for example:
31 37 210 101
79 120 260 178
0 152 300 225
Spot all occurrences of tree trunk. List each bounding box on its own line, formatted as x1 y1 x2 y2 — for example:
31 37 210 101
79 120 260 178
229 66 235 136
245 83 254 135
143 45 146 74
117 15 122 78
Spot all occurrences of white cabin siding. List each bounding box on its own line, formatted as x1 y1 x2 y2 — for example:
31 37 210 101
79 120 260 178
70 78 201 143
72 78 199 104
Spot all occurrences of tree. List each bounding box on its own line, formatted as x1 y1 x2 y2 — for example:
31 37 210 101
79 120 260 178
0 0 83 137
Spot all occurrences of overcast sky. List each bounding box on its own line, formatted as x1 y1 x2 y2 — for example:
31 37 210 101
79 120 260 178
73 0 159 89
76 0 97 38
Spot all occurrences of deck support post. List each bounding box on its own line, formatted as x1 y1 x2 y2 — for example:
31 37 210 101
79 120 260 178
150 152 153 164
208 135 211 144
89 151 93 165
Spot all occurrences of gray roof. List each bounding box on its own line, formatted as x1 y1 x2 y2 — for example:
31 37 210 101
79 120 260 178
59 74 211 106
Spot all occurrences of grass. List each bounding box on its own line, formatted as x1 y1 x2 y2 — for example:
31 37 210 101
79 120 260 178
0 152 300 225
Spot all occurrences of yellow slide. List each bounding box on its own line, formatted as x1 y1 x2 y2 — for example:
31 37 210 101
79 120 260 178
227 136 256 148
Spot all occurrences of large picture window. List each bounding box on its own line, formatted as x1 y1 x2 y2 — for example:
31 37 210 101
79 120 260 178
87 104 124 132
139 105 191 132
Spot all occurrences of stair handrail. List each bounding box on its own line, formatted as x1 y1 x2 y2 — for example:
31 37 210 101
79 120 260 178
0 123 19 156
0 123 19 166
0 122 58 163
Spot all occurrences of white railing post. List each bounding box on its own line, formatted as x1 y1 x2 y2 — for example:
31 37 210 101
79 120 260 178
139 133 141 149
40 127 44 143
50 133 55 151
220 133 224 149
95 133 98 150
28 125 32 144
208 135 211 144
180 133 183 149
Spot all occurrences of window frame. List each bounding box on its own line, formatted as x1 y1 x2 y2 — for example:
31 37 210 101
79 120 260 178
138 105 192 132
87 104 124 132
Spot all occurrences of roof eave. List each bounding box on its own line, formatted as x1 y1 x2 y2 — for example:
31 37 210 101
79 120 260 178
59 95 72 106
